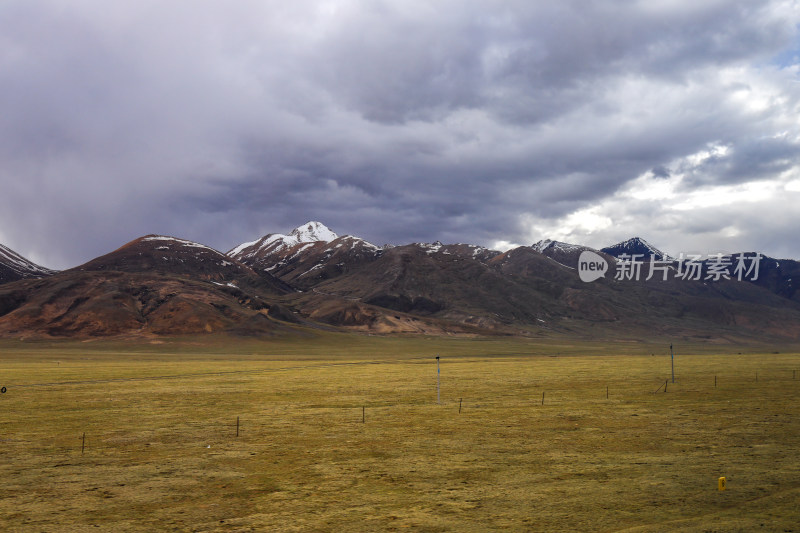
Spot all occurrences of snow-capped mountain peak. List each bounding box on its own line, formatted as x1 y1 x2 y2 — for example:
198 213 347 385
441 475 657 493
601 237 672 261
289 221 338 244
227 221 339 259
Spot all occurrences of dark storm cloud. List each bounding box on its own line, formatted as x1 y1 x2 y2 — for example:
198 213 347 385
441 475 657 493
1 0 800 268
678 136 800 187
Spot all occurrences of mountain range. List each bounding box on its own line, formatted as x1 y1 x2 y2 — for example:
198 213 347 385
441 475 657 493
1 221 799 342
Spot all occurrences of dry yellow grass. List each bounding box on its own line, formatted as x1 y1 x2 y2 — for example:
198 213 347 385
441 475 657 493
1 336 799 531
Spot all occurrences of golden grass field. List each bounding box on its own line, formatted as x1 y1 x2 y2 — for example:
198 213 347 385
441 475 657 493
1 333 799 532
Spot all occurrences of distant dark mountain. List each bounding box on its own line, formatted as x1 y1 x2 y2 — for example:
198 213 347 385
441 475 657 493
725 254 800 303
598 242 799 303
0 244 56 285
601 237 672 261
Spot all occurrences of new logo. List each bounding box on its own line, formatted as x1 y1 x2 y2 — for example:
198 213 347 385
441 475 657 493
578 250 608 283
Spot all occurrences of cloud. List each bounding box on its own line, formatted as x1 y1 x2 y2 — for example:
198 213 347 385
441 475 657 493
1 0 800 269
522 165 800 259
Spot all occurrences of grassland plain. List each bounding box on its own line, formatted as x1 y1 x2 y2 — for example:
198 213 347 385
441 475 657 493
1 335 799 532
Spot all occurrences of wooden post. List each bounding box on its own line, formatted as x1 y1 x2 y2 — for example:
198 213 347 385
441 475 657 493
81 432 85 455
541 391 545 405
664 379 668 393
236 416 240 437
459 398 462 414
606 386 609 399
714 375 717 388
362 406 365 424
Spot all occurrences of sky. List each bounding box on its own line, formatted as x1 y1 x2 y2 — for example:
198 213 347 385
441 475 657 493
2 0 800 270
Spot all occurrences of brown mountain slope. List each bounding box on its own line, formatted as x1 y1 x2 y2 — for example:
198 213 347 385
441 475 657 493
77 234 292 294
257 235 384 290
0 272 284 338
0 235 296 338
279 243 800 341
283 244 572 332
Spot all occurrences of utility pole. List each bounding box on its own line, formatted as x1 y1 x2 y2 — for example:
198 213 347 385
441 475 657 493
670 343 675 384
436 355 440 404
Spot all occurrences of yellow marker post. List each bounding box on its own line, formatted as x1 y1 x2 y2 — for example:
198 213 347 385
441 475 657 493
718 477 727 491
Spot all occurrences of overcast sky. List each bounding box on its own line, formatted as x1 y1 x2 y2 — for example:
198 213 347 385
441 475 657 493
2 0 800 269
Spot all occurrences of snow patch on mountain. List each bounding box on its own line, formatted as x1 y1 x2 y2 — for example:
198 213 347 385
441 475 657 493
418 241 444 254
532 239 584 253
0 244 57 276
323 236 381 255
228 238 260 257
142 236 214 250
